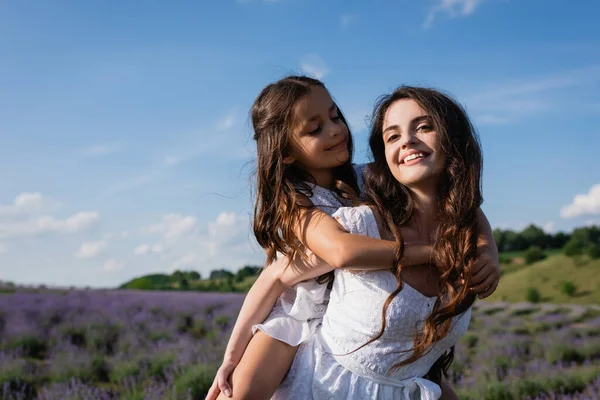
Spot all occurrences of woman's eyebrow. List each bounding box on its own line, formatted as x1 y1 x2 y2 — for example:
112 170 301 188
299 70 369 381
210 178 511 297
411 115 431 125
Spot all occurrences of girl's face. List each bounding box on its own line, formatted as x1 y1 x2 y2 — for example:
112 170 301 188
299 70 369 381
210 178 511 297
382 99 445 191
284 86 350 185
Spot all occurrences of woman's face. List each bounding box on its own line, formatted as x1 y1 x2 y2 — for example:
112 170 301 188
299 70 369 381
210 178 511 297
382 99 445 191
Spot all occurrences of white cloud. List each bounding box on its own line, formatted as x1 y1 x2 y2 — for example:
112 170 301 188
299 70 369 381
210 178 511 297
82 141 123 156
169 252 198 272
134 243 165 255
340 14 359 28
0 192 58 218
475 114 511 126
300 55 329 80
142 214 198 240
164 156 181 166
103 259 124 272
76 241 107 259
0 211 99 240
0 243 7 254
216 110 238 131
424 0 484 29
542 221 555 234
465 65 600 123
346 108 371 133
560 184 600 218
107 173 153 194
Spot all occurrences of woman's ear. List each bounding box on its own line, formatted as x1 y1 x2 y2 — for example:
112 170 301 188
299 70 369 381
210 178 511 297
283 154 296 165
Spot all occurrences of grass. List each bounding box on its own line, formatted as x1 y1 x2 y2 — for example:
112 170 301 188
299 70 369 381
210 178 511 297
489 254 600 304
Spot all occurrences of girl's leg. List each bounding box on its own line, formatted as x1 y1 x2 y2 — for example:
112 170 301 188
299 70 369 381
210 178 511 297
216 331 298 400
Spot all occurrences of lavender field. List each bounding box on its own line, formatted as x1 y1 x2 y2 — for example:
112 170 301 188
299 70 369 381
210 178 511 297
1 289 599 400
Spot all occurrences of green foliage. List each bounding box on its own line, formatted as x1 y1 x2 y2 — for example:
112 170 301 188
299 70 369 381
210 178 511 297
525 287 541 303
564 237 584 256
209 269 234 280
480 381 514 400
524 246 546 264
109 360 140 383
214 315 230 330
179 278 189 290
462 334 479 349
498 255 513 264
148 353 175 379
587 243 600 259
515 379 546 398
235 265 261 280
174 364 216 399
560 281 577 297
5 335 47 359
520 225 548 249
546 344 585 364
91 356 110 382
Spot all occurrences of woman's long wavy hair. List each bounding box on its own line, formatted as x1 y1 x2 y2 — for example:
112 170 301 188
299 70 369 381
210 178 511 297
251 76 359 282
363 86 483 378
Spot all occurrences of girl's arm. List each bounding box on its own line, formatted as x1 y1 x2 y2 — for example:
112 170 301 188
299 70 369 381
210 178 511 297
294 207 432 272
469 209 500 298
440 378 459 400
206 261 289 399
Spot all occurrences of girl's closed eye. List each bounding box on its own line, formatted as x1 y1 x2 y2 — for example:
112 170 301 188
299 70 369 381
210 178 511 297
308 125 322 135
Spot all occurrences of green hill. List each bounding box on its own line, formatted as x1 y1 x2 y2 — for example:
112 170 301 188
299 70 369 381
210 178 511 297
119 266 262 292
488 254 600 304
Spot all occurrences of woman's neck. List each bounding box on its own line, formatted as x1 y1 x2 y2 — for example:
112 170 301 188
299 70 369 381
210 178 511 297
408 188 438 239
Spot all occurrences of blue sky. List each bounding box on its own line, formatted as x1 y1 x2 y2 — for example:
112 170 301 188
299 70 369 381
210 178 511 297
1 0 599 287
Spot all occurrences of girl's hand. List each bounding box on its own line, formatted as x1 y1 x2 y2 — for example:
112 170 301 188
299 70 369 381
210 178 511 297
469 244 500 299
206 358 237 399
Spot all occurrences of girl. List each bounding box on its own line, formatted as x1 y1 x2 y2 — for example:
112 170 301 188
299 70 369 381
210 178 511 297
206 77 499 399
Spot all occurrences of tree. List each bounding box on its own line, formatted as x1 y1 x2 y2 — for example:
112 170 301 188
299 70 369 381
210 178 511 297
187 271 201 280
179 278 189 290
520 224 548 249
563 237 584 256
209 269 234 280
524 246 546 265
503 230 527 251
586 243 600 259
236 265 261 281
560 281 577 297
526 287 541 303
493 229 506 252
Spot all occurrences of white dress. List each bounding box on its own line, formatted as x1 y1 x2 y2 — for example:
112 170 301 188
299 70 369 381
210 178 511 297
272 205 472 400
252 182 353 345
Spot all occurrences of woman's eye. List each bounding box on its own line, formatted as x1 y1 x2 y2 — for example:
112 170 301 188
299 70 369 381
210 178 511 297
387 134 399 143
417 124 432 132
331 115 341 121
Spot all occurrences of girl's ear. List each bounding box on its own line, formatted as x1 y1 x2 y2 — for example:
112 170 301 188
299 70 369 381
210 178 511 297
283 154 296 165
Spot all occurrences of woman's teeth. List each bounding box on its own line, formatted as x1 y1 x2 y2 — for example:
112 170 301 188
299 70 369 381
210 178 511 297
404 153 425 163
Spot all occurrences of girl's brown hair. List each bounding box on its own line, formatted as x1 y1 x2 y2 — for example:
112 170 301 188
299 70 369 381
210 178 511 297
363 86 482 377
251 76 359 276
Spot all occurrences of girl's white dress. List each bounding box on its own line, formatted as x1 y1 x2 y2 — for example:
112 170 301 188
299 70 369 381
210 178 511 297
272 205 472 399
252 182 352 346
